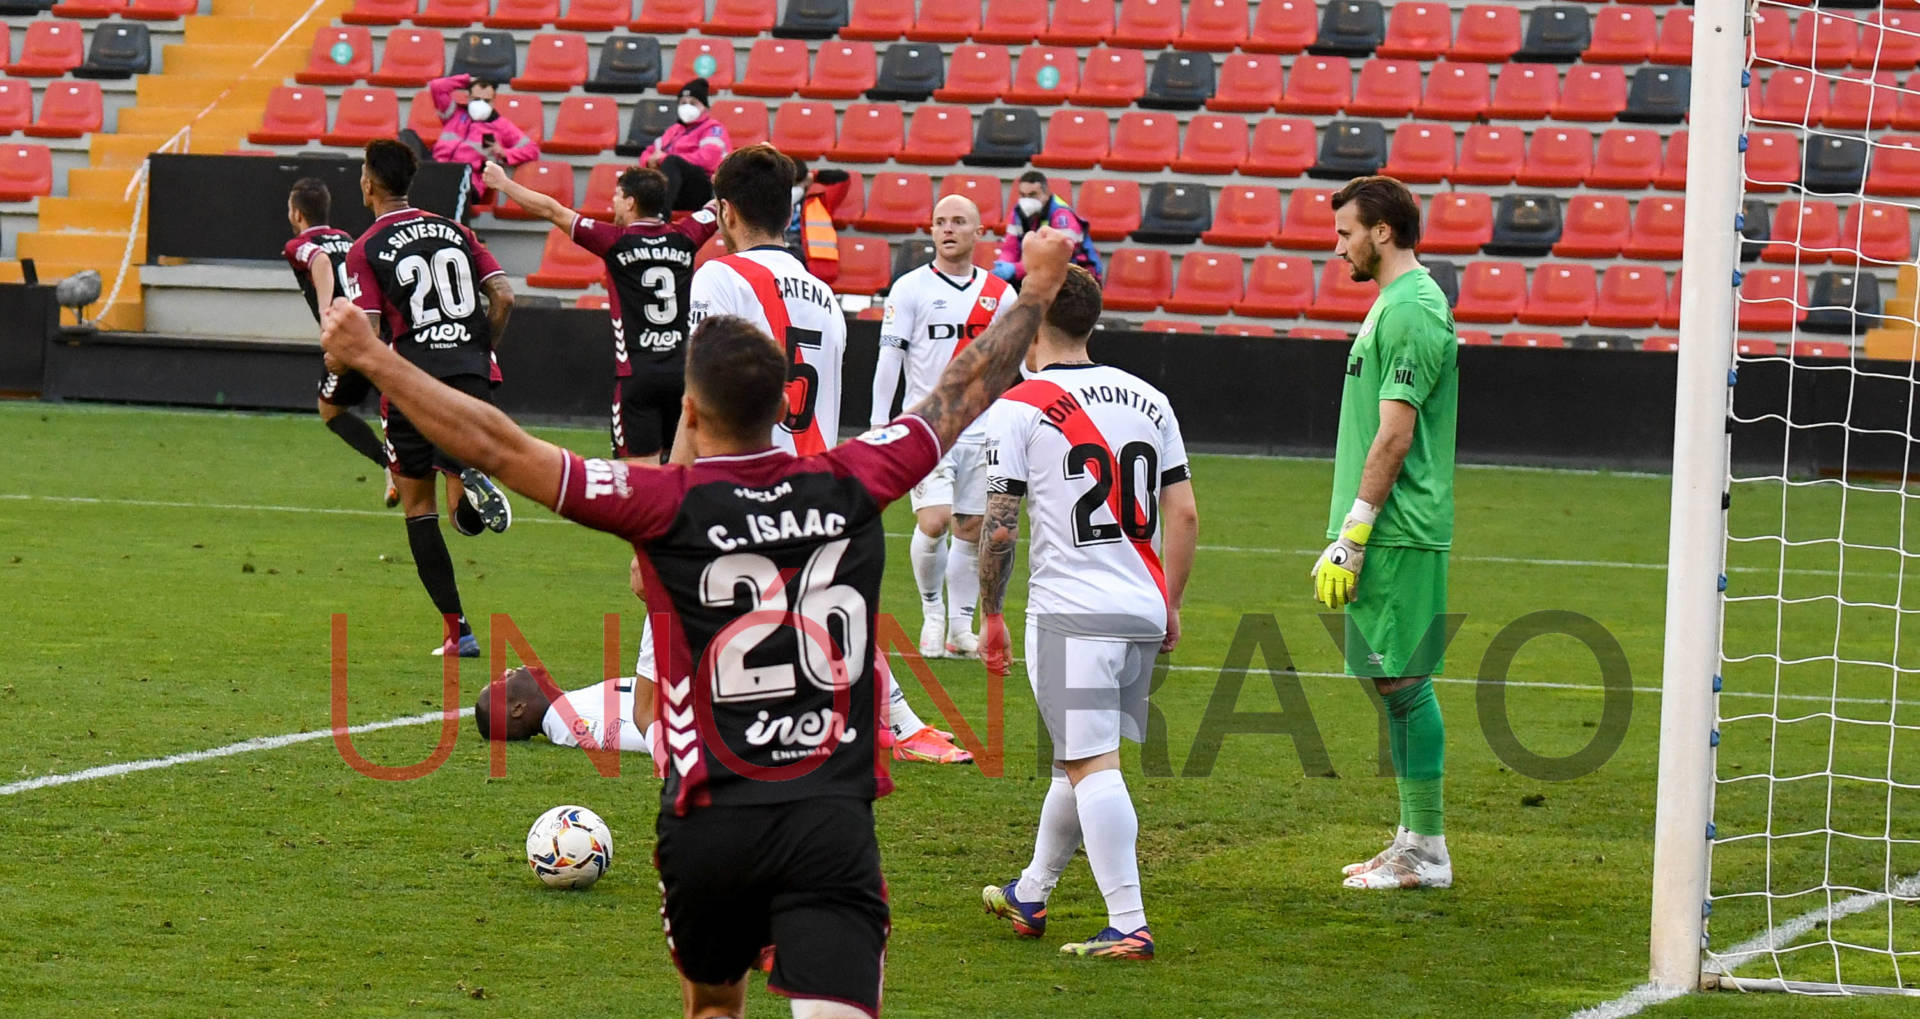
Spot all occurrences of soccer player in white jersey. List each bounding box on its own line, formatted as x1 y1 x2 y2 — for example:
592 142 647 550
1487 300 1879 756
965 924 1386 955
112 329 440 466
976 266 1199 961
871 194 1015 662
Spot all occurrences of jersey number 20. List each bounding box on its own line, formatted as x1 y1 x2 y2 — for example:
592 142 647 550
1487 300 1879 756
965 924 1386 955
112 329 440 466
1066 441 1159 546
396 249 478 330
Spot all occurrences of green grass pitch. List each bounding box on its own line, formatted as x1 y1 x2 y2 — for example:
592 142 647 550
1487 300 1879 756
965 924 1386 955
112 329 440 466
2 401 1915 1017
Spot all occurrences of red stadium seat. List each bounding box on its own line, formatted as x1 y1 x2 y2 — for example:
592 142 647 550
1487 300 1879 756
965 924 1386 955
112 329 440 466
12 22 85 77
1790 11 1858 68
834 236 891 296
898 105 971 164
300 26 373 85
1103 248 1173 311
1032 108 1109 168
1750 7 1792 64
1274 187 1335 250
1308 260 1378 321
1451 329 1493 346
1418 61 1491 120
631 0 702 31
1290 327 1351 339
734 38 810 97
1737 269 1808 332
575 292 610 310
1752 69 1828 126
1241 116 1316 176
1518 127 1594 187
1589 266 1668 329
829 103 903 162
940 173 1004 227
249 86 329 145
1071 47 1147 107
579 163 621 218
1653 129 1689 190
1641 335 1678 353
511 32 588 91
1858 13 1920 71
661 38 736 94
1828 73 1896 130
414 0 488 28
1423 192 1493 254
1178 0 1248 51
1455 261 1527 323
1518 263 1596 326
497 94 545 144
1164 251 1244 314
1623 197 1686 260
1215 322 1275 337
1142 319 1204 333
556 0 629 30
1209 52 1284 112
1552 194 1630 258
496 160 575 219
0 144 51 201
1761 199 1841 263
0 83 31 135
934 44 1009 102
1500 332 1564 349
1735 338 1779 357
1839 201 1912 264
343 0 417 25
1202 184 1282 246
1450 4 1521 62
1114 0 1184 48
842 0 912 40
1585 7 1656 63
800 40 876 99
1588 128 1662 188
527 229 600 288
405 88 444 143
1652 10 1693 64
1279 56 1353 114
1008 46 1081 105
770 100 837 158
367 28 446 87
976 0 1048 44
1451 124 1524 184
1378 3 1450 59
711 98 768 148
1383 122 1456 183
707 0 776 35
1043 0 1113 45
544 94 618 153
1897 74 1920 130
25 81 99 138
486 0 560 27
1076 178 1142 240
1866 134 1920 196
1744 130 1801 192
1488 63 1558 120
322 87 402 146
856 172 933 231
1171 114 1248 174
1233 254 1314 316
1247 0 1316 53
907 0 977 41
1553 66 1626 121
832 171 865 227
1349 59 1422 117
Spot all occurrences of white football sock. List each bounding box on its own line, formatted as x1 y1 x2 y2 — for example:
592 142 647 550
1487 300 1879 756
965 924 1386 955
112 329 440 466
888 676 926 741
1016 770 1080 904
946 537 980 631
1074 768 1146 932
910 528 946 619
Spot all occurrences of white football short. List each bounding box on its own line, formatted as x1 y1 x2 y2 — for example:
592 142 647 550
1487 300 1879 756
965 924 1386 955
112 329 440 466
908 442 989 516
1024 617 1158 761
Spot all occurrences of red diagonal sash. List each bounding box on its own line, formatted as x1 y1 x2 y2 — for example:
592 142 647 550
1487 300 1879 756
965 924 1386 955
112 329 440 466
952 273 1010 358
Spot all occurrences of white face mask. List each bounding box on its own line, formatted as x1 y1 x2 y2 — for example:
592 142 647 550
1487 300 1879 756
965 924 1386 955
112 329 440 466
791 185 805 206
466 98 493 122
1016 196 1044 217
677 103 702 124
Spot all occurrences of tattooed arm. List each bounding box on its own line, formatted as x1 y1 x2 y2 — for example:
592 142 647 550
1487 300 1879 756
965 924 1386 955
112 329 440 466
978 491 1022 616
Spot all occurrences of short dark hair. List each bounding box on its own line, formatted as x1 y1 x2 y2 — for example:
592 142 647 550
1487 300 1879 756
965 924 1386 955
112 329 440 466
1017 170 1049 189
685 315 788 442
1044 265 1102 340
618 167 668 218
711 144 797 237
1331 175 1421 250
363 138 417 199
289 177 331 225
473 667 547 742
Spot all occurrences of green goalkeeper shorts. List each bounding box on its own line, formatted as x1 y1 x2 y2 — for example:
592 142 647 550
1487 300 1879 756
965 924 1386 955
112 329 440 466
1344 546 1450 679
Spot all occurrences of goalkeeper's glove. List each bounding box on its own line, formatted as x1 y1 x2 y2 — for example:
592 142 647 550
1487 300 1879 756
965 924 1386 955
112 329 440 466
980 613 1012 675
1310 500 1377 610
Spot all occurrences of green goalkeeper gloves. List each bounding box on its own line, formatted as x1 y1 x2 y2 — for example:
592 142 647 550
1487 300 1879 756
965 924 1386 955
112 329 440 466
1310 500 1378 610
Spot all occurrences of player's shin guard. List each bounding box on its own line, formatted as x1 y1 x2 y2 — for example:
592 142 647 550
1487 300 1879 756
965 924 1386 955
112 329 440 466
326 411 389 468
887 675 926 742
1074 769 1146 933
1385 680 1446 838
946 537 981 633
1016 770 1081 905
910 528 947 620
405 514 468 632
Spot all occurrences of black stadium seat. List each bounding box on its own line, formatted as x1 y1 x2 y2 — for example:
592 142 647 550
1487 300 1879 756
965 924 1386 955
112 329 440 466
1622 66 1689 123
585 35 662 93
0 0 53 13
1803 133 1868 194
1485 194 1563 256
1567 334 1633 351
1803 270 1882 334
1739 197 1771 263
891 238 936 282
616 98 676 156
776 0 849 39
1139 51 1215 110
450 30 517 81
1308 119 1386 179
1132 182 1212 244
1310 0 1384 57
74 21 150 79
1515 6 1590 63
868 42 944 101
1423 259 1460 307
963 106 1042 166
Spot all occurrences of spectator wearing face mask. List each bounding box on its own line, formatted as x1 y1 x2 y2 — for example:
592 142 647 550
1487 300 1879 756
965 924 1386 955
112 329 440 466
640 78 732 211
783 159 853 285
994 170 1104 285
428 74 541 206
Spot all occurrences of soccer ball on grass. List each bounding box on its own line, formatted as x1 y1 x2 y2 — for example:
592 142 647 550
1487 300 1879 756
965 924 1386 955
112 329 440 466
525 805 612 889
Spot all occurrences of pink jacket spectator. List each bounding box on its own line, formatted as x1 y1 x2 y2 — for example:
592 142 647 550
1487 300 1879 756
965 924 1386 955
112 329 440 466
428 74 540 198
642 113 731 175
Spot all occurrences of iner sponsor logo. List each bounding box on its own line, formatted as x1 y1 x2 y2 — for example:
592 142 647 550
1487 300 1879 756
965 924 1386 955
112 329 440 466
744 707 858 757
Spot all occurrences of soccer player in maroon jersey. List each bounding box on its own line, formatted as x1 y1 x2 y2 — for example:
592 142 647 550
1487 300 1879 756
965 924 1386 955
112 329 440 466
321 224 1076 1019
482 159 716 461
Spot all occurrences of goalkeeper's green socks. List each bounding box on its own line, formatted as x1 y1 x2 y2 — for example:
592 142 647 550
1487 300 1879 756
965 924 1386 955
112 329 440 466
1385 679 1446 838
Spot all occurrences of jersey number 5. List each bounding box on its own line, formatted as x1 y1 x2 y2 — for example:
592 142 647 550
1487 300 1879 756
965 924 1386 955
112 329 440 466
1065 441 1159 547
782 327 824 435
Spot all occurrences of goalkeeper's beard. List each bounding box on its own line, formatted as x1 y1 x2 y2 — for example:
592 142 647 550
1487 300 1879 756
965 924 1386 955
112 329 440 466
1345 242 1380 283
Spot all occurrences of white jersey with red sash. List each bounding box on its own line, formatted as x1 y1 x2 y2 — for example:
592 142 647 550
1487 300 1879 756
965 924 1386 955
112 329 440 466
687 245 847 455
878 264 1012 443
985 363 1190 639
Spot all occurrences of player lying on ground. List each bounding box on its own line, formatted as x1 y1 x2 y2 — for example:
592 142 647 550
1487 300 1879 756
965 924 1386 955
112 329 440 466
320 223 1076 1019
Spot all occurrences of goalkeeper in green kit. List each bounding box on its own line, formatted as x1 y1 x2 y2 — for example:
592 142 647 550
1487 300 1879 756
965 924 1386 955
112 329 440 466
1311 175 1458 891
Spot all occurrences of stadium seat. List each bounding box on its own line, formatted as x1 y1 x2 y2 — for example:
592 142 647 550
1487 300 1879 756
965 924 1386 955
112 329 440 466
1007 46 1080 105
1246 0 1317 54
575 292 610 310
1753 69 1827 126
706 0 776 35
1312 0 1385 57
486 0 559 27
776 0 851 39
1859 12 1920 71
661 38 736 95
1734 338 1778 357
1518 263 1596 326
1103 112 1179 171
1827 72 1896 130
1142 319 1204 333
1242 116 1316 177
829 103 904 162
631 0 703 32
1208 52 1284 112
1584 7 1656 63
869 42 944 101
121 0 196 20
1623 197 1685 260
793 40 875 99
1486 194 1562 256
1760 199 1841 263
1551 194 1630 257
1488 64 1558 119
1233 255 1314 315
1804 134 1867 194
12 22 84 76
768 100 836 158
494 93 545 144
1737 269 1808 332
1033 108 1109 168
1422 192 1493 253
1134 182 1212 243
1167 114 1248 175
0 83 31 135
586 35 660 93
734 38 809 96
495 160 575 219
841 0 911 40
557 0 630 30
834 236 891 296
407 87 447 144
1742 131 1801 191
890 238 936 281
1588 129 1662 188
1274 187 1335 250
367 28 445 86
1640 335 1678 353
976 0 1048 44
1750 7 1792 63
1652 9 1692 64
1377 2 1450 59
299 26 373 85
1516 5 1590 63
1589 266 1667 328
1653 129 1689 189
1790 12 1859 68
831 170 864 226
1838 201 1912 264
322 86 402 146
0 143 50 201
856 172 932 231
938 173 1003 226
1310 119 1386 178
1382 122 1454 182
934 44 1009 102
249 86 329 145
1308 259 1378 320
49 0 121 14
1802 271 1881 334
1519 127 1594 187
1290 327 1352 339
1452 124 1525 184
1114 0 1183 48
1454 261 1528 323
1739 197 1772 263
906 0 976 41
70 21 146 80
24 80 100 138
1076 178 1141 240
897 105 971 164
711 98 768 148
1448 5 1520 63
527 229 601 287
344 0 416 24
1622 66 1689 123
1102 248 1173 311
1500 332 1564 349
1866 134 1920 196
1279 56 1352 114
1043 0 1113 46
511 33 588 91
1418 61 1492 120
1164 251 1243 314
451 30 517 81
1215 322 1276 337
1141 51 1216 110
1423 259 1459 306
1553 65 1627 121
534 94 615 154
416 0 488 27
1201 184 1281 245
1072 47 1147 107
1348 59 1421 117
1178 0 1248 51
964 105 1041 166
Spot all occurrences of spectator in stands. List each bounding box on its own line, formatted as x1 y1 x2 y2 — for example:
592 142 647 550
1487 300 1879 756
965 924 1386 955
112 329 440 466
428 73 540 209
784 159 852 285
639 78 731 211
994 171 1103 285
